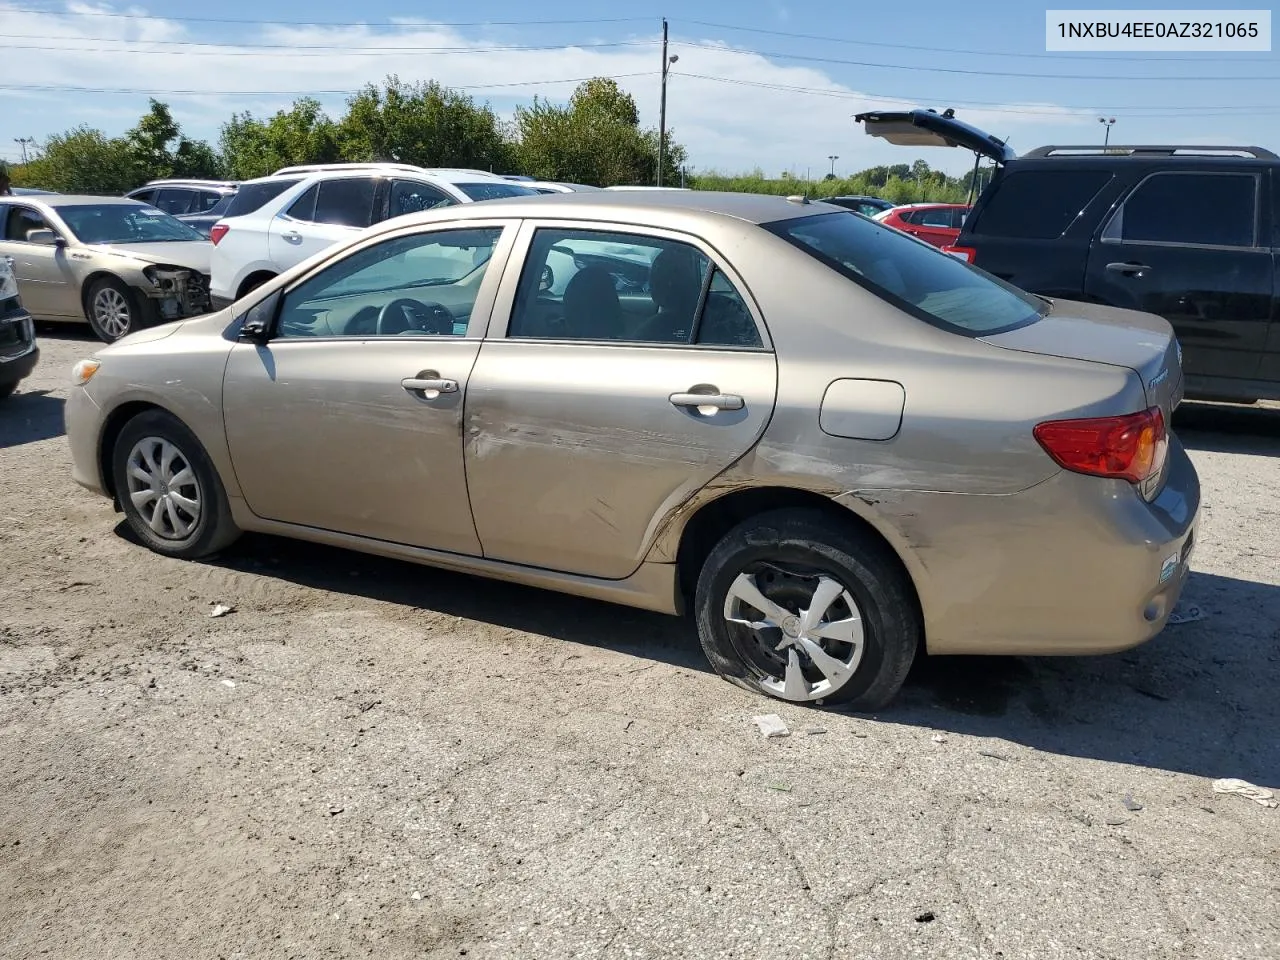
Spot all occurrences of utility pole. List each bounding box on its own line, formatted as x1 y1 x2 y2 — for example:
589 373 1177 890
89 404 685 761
13 137 34 164
657 19 678 187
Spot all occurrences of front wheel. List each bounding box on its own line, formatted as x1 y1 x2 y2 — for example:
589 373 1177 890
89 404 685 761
694 508 921 711
85 276 142 343
111 409 241 559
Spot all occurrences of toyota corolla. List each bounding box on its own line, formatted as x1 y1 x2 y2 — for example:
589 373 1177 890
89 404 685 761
63 191 1199 710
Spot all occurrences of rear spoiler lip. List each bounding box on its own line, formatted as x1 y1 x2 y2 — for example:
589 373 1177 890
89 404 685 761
853 109 1017 165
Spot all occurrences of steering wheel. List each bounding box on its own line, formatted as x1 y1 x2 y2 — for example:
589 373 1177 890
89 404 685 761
375 298 456 336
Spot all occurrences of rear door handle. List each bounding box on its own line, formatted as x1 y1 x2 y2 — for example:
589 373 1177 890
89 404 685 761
282 231 303 243
669 391 744 412
1106 261 1152 277
401 376 458 398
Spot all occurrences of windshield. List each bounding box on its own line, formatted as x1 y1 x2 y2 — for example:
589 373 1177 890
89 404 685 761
57 204 205 243
767 211 1045 336
453 182 539 202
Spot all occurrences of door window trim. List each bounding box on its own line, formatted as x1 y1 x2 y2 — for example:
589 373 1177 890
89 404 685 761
487 218 775 352
251 218 522 342
1098 169 1262 251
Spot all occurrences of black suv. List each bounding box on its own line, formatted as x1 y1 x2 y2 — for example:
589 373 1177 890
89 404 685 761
857 109 1280 403
124 179 239 238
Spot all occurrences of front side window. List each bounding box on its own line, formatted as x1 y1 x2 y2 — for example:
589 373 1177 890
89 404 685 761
388 180 454 219
56 204 204 243
3 205 51 242
313 178 377 228
769 210 1045 336
275 227 504 339
507 227 762 347
1102 172 1257 248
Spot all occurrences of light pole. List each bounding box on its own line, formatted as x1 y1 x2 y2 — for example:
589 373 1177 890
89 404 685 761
13 137 34 164
657 19 678 187
1098 117 1116 150
827 154 839 178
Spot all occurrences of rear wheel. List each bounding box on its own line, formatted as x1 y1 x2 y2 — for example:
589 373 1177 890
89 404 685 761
111 410 241 559
694 508 920 710
85 276 141 342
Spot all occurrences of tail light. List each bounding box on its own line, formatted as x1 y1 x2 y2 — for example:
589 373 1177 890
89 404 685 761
942 244 975 262
1034 406 1168 485
209 224 229 245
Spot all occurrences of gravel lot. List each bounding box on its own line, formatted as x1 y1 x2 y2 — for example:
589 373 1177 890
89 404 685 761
2 327 1278 960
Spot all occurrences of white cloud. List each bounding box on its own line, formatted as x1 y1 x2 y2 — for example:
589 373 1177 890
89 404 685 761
0 3 1100 175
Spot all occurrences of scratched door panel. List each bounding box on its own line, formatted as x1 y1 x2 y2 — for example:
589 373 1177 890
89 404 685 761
463 341 778 579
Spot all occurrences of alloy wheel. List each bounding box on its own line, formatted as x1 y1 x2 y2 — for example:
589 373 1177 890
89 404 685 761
94 287 132 339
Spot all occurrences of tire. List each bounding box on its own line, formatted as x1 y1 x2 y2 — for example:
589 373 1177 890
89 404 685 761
238 274 274 299
694 508 921 711
111 409 241 559
85 276 144 343
0 381 16 401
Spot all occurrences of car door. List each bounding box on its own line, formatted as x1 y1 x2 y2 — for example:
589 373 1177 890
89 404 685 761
268 176 378 273
1262 169 1280 388
1083 168 1270 387
0 204 77 318
222 219 518 554
463 220 779 580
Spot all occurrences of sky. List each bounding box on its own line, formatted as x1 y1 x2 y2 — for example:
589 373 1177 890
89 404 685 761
2 1 1279 178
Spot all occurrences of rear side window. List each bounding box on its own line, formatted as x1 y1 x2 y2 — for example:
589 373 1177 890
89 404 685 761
313 178 377 228
970 169 1113 239
222 178 302 218
769 211 1045 336
154 188 194 215
194 191 225 213
1102 172 1257 248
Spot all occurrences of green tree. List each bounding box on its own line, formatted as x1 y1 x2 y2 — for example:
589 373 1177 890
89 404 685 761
512 78 684 186
337 75 510 171
15 126 139 194
125 99 224 181
219 97 341 180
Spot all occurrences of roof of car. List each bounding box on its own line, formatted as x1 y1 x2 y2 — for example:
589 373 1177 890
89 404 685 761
135 179 239 189
362 189 833 233
17 195 148 207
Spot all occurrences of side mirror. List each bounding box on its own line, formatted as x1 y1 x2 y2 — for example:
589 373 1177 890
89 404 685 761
237 290 279 343
27 229 62 246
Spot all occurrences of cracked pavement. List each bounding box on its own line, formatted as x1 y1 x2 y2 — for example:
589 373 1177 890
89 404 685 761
1 330 1277 959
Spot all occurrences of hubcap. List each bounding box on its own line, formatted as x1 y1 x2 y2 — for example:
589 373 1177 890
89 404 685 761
723 563 866 702
94 288 131 339
125 437 202 540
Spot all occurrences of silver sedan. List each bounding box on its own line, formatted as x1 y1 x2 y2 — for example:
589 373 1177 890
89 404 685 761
63 191 1200 709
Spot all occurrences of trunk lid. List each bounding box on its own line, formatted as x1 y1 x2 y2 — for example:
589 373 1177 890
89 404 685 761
853 109 1017 164
979 297 1183 420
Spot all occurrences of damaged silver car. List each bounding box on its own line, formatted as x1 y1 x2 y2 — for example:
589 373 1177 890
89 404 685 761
0 195 213 342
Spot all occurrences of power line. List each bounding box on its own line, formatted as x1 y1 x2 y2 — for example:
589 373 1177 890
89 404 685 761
683 19 1274 64
0 6 653 26
4 37 658 56
674 41 1280 82
676 73 1280 117
0 72 658 97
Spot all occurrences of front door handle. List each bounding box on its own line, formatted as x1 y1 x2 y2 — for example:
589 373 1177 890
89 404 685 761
669 390 744 412
282 230 303 243
401 376 458 398
1106 261 1152 277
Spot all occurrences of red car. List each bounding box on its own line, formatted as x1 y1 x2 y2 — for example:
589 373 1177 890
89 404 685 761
873 203 971 248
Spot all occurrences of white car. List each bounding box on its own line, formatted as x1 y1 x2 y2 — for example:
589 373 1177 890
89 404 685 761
209 163 538 307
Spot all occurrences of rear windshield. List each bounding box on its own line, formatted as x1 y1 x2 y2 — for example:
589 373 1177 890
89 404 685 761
223 178 302 218
969 169 1113 239
768 211 1045 336
453 182 539 202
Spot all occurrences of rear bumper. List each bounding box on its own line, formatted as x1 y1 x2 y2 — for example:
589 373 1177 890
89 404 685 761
840 437 1201 656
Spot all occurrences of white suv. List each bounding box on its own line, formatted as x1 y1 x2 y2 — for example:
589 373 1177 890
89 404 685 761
208 163 538 308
